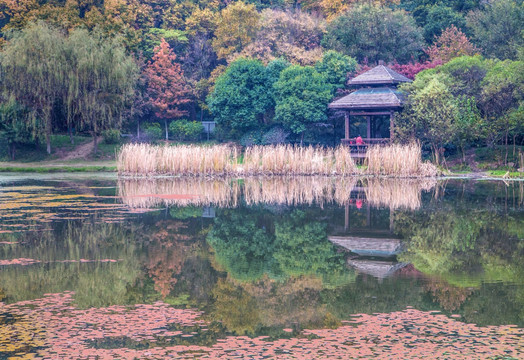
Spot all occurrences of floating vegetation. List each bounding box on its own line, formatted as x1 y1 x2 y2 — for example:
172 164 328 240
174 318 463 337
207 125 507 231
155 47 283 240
1 292 522 359
0 182 127 232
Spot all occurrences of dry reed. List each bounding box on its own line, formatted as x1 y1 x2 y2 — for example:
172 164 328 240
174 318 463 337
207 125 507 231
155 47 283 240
118 143 437 177
242 145 358 175
117 143 237 176
366 143 438 177
119 177 435 210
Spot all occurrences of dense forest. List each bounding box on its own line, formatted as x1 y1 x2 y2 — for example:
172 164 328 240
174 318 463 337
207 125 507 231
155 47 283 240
0 0 522 162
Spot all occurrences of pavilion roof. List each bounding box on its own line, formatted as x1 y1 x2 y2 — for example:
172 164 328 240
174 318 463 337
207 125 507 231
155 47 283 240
328 87 405 110
348 65 411 86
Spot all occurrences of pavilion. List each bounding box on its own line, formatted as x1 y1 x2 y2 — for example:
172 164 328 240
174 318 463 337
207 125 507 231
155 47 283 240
328 64 411 147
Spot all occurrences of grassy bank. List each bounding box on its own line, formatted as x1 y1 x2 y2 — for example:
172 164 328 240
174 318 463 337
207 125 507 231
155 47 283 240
117 143 438 177
0 165 116 173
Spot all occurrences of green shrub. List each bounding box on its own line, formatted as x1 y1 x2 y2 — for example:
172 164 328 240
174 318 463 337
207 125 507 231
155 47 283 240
169 119 203 141
144 123 163 141
262 127 289 145
102 129 120 144
240 130 264 146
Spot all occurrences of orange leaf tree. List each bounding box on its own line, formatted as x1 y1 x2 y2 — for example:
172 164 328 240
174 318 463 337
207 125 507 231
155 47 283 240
145 38 191 140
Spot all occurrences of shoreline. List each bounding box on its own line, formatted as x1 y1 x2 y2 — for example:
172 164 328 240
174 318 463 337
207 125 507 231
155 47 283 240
0 167 522 181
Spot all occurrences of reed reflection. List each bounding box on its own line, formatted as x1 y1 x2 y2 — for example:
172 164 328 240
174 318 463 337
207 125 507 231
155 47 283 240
118 177 437 210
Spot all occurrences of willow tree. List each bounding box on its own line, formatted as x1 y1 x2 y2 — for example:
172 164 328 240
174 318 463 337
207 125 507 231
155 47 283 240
0 22 66 154
65 29 138 153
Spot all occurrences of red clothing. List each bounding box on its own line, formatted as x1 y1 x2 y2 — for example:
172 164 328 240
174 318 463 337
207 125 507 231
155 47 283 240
355 136 364 145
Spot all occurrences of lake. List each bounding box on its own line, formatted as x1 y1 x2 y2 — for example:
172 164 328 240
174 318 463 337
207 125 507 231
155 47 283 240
1 174 523 358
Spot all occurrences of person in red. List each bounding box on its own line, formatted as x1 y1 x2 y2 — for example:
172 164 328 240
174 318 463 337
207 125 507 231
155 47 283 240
356 199 363 209
355 135 364 145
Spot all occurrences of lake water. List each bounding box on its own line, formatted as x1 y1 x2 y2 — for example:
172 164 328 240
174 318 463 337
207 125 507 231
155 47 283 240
1 174 523 359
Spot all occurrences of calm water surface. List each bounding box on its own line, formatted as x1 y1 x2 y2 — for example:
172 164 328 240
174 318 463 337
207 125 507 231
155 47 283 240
0 174 523 358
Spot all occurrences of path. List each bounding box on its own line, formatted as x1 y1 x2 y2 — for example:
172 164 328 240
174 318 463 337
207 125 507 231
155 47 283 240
59 140 95 161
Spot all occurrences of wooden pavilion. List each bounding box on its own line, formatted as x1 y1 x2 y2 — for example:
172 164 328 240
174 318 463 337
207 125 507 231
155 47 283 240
328 64 411 148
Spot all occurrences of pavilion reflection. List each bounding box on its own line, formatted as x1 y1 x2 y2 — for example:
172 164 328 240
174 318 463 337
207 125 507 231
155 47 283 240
328 183 412 280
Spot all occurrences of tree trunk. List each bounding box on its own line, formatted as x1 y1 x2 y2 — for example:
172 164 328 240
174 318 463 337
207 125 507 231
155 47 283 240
46 133 51 155
68 123 74 145
432 144 440 166
8 142 15 161
300 133 304 147
505 127 509 166
165 119 169 141
93 133 98 155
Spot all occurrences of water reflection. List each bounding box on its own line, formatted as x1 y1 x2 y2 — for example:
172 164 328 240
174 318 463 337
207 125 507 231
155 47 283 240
0 177 523 358
119 177 437 210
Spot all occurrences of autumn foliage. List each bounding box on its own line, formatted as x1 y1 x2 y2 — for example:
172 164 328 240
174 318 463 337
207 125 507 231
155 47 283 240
146 39 191 120
426 25 479 63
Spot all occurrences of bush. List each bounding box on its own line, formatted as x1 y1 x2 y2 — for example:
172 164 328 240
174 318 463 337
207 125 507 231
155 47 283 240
143 123 163 141
169 119 204 141
261 127 289 145
240 130 264 146
102 129 121 144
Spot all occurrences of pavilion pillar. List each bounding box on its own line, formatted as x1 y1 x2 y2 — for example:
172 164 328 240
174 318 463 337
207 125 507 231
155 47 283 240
389 110 395 140
344 111 350 140
366 116 371 139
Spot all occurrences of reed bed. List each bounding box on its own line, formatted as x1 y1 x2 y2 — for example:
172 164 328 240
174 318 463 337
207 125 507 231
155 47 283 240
117 143 237 176
366 143 438 177
242 145 358 175
119 177 435 210
364 178 437 210
118 143 438 177
118 144 358 176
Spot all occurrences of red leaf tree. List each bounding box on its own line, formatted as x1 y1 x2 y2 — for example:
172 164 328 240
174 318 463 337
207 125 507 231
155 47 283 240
426 25 479 64
146 39 191 140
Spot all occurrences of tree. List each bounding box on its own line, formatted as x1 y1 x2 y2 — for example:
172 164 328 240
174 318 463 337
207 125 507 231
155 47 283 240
237 9 326 66
65 29 138 153
212 1 260 60
273 65 333 144
390 60 441 80
397 72 457 165
467 0 524 60
453 96 485 163
314 50 357 94
146 38 191 140
207 58 279 136
0 97 32 160
480 60 524 157
0 22 65 154
422 5 467 44
426 25 479 63
322 4 425 64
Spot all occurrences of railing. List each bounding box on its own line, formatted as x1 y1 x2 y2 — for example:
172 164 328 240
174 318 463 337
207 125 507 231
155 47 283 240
341 138 390 153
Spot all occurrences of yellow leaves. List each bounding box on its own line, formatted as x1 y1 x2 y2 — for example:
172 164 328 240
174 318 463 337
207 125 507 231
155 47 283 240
0 314 47 355
212 1 260 60
184 7 217 36
0 185 125 232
